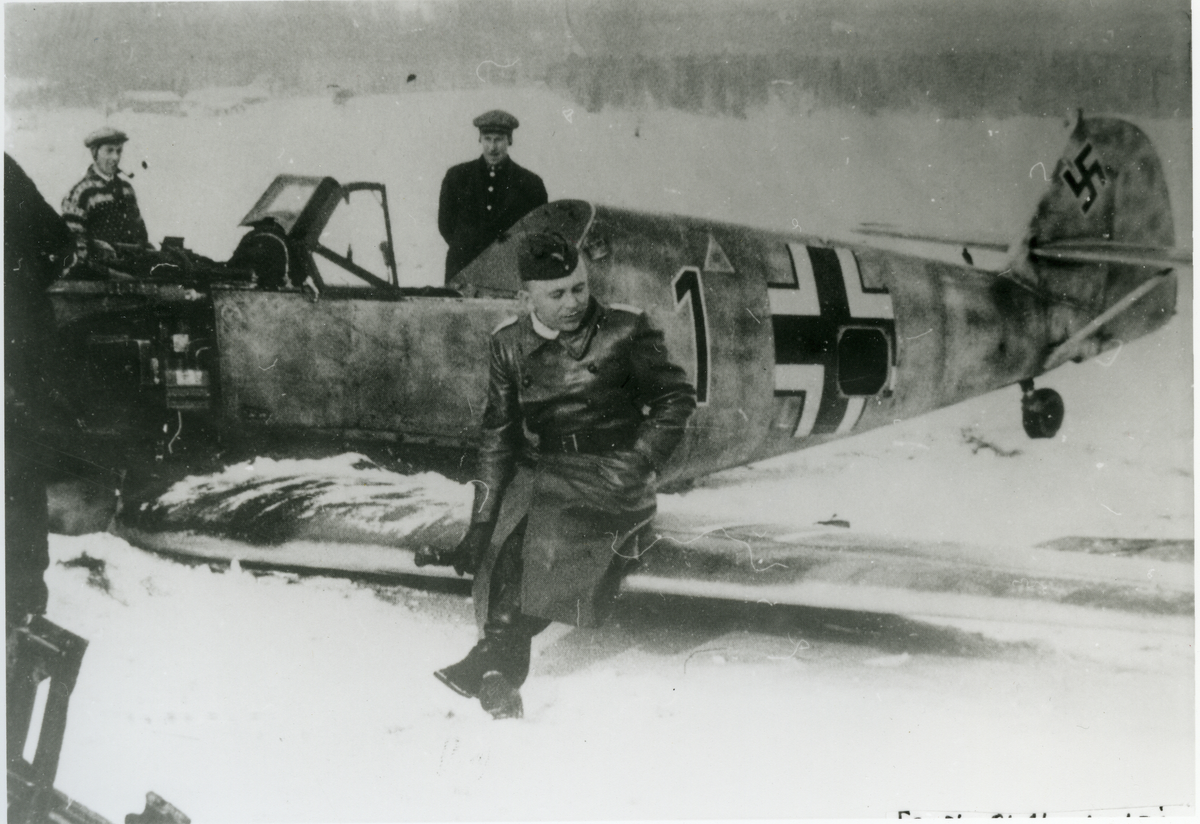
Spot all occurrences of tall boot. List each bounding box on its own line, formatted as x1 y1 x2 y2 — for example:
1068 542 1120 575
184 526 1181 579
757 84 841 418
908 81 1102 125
433 630 534 711
433 522 522 700
478 670 523 720
480 524 545 718
436 520 549 717
487 614 550 688
466 619 530 719
481 526 551 681
433 639 500 699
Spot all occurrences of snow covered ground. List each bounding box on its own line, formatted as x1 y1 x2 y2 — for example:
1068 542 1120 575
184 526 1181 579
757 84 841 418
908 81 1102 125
6 87 1193 820
40 530 1194 821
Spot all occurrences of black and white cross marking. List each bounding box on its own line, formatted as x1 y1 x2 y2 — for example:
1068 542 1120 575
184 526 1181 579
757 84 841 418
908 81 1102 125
769 244 894 438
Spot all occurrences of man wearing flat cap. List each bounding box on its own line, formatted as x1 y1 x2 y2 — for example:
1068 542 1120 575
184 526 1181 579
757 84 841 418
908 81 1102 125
437 110 548 282
62 127 150 267
418 231 696 719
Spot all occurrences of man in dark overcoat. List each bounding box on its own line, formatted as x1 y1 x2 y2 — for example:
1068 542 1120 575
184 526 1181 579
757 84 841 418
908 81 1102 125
418 232 696 718
4 154 75 628
437 110 548 283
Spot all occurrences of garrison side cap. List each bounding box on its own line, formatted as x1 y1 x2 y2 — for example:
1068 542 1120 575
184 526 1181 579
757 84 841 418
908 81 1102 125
84 126 129 150
447 200 594 297
473 109 519 134
517 231 579 281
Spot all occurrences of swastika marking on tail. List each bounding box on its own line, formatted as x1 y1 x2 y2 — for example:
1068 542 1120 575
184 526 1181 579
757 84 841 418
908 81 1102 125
1062 143 1107 214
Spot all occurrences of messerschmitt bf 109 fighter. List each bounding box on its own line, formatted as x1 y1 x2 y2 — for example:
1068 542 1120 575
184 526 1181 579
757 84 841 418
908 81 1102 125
46 112 1187 497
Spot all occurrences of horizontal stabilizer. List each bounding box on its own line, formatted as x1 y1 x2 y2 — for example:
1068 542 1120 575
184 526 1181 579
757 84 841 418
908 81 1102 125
855 226 1191 271
853 222 1011 252
1030 239 1192 269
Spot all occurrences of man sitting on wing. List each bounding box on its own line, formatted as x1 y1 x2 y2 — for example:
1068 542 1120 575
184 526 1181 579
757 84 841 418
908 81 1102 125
417 231 696 719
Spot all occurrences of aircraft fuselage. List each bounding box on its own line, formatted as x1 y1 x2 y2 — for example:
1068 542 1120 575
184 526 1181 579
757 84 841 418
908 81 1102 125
209 195 1174 486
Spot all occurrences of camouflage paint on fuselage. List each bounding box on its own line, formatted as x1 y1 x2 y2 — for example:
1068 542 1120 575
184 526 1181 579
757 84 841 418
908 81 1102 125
211 116 1178 486
212 288 514 446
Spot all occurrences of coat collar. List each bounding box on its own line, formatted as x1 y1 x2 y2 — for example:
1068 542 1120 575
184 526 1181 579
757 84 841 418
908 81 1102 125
530 311 560 340
476 155 513 175
518 298 602 361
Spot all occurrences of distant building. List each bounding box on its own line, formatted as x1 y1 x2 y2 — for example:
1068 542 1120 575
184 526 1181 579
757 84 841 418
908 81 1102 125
118 90 185 116
183 82 270 116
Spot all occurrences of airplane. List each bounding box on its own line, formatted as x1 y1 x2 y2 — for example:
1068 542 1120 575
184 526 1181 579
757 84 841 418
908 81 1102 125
18 110 1189 824
45 112 1188 600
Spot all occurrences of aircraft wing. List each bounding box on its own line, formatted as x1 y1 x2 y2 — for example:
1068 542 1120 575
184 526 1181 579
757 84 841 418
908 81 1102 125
117 513 1191 631
112 457 1190 629
854 223 1192 269
625 515 1191 627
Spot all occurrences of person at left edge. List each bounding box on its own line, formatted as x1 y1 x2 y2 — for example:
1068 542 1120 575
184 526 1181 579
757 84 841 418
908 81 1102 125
61 126 151 267
5 154 74 631
438 109 547 283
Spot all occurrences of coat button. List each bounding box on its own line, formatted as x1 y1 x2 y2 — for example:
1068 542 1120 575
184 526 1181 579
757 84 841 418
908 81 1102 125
587 363 598 373
522 377 532 388
487 205 492 210
488 186 494 192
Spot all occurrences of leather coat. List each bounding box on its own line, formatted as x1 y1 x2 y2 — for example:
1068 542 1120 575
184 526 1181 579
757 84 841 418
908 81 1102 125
471 298 696 524
469 298 697 628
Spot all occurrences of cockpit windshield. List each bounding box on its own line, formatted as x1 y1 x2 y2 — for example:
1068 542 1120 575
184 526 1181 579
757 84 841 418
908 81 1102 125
239 176 328 235
241 175 399 290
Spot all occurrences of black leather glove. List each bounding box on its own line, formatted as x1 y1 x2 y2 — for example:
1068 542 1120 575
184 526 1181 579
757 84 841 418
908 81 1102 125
413 521 495 576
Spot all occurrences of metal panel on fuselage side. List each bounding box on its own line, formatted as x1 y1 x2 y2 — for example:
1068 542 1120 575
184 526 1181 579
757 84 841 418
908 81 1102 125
865 249 1047 418
579 206 776 482
212 287 514 443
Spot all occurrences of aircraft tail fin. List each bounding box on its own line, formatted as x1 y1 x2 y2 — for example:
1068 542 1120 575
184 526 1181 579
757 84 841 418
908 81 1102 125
1017 112 1184 371
1020 111 1176 261
854 115 1189 274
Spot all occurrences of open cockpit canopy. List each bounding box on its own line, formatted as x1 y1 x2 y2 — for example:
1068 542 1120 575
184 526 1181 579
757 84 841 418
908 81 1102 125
242 174 399 290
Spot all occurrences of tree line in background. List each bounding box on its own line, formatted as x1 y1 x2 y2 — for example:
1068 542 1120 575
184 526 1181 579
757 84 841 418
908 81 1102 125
547 50 1190 119
9 46 1188 121
5 1 1189 119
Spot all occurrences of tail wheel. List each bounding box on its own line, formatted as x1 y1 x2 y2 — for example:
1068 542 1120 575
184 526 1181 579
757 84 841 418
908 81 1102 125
1022 387 1064 439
